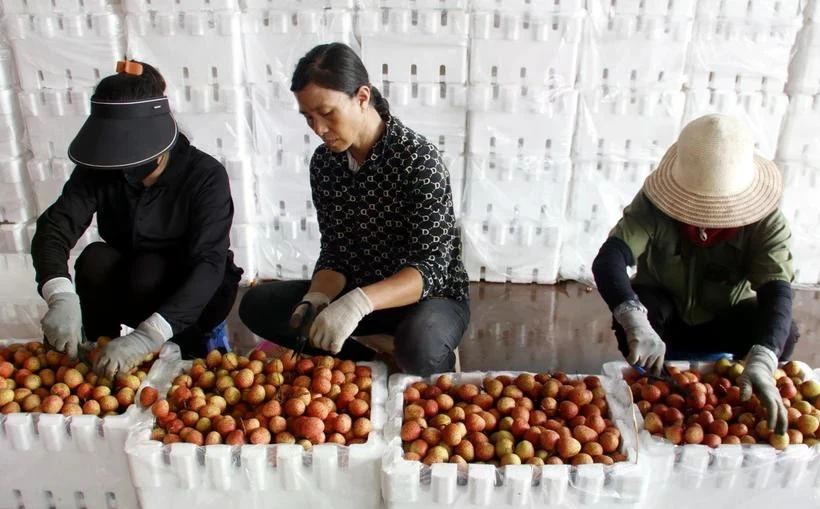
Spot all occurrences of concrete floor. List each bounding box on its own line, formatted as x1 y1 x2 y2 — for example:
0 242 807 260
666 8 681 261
226 282 820 373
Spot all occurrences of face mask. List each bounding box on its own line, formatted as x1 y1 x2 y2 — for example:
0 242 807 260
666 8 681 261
122 160 159 187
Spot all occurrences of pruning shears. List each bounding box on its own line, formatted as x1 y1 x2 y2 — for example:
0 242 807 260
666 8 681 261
289 300 321 359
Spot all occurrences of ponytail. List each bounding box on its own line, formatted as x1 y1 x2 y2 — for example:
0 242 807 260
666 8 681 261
369 86 391 120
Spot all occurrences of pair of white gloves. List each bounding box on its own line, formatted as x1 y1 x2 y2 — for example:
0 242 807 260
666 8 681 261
615 299 788 435
40 277 172 380
290 288 374 354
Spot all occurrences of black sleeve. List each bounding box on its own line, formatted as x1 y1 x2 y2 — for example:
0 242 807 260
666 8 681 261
592 237 638 311
755 280 793 357
157 162 233 333
31 167 97 293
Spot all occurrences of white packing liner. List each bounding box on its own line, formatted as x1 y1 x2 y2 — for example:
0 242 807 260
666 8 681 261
381 370 648 509
125 359 389 509
255 216 320 281
601 360 820 509
0 340 181 509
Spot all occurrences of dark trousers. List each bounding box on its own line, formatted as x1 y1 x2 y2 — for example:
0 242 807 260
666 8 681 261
612 284 799 361
238 280 471 376
74 242 239 359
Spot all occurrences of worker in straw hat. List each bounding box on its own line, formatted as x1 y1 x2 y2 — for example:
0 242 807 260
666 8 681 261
592 114 795 435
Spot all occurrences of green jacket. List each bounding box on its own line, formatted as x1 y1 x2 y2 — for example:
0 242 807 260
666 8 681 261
611 191 793 325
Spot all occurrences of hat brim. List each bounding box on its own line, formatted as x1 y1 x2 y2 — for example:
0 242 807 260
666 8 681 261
68 113 178 170
643 143 783 228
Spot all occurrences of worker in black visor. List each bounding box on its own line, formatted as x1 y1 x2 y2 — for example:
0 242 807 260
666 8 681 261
31 60 242 379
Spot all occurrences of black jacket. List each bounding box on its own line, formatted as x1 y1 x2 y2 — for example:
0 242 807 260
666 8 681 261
31 135 242 334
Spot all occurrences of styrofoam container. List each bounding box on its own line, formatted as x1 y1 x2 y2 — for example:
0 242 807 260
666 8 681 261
0 341 181 509
601 360 820 506
381 370 649 509
126 360 389 509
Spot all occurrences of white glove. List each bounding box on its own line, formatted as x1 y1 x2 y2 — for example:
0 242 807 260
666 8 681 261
614 300 666 376
738 344 788 435
41 277 84 358
95 313 173 379
288 291 331 330
309 288 373 354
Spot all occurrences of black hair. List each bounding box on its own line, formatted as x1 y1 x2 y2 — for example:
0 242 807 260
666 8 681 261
93 60 166 101
290 43 390 120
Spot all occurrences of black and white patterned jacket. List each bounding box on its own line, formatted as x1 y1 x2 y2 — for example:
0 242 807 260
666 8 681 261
309 116 470 301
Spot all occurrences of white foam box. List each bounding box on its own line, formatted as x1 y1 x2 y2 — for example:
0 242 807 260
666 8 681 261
0 88 25 158
557 219 611 285
0 0 114 13
220 156 257 225
255 217 320 281
777 94 820 161
381 81 468 157
126 360 388 509
577 12 693 89
778 159 820 227
169 86 251 160
247 83 318 160
244 0 354 9
461 216 562 284
0 254 46 340
601 360 820 508
471 0 583 13
242 8 356 87
126 10 244 90
4 13 124 91
572 87 684 162
124 0 239 12
0 221 31 253
685 16 801 94
695 0 804 21
586 0 695 17
681 89 787 159
566 158 652 224
787 25 820 95
467 86 577 159
359 9 469 85
229 223 258 284
464 156 570 221
790 223 820 286
0 341 182 509
257 172 314 220
469 9 584 87
381 370 648 509
27 158 73 216
0 178 36 223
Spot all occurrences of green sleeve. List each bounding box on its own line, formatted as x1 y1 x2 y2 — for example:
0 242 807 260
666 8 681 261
609 191 656 265
746 209 794 289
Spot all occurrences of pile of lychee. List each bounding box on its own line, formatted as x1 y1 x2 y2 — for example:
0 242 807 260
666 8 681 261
0 340 155 416
627 359 820 450
399 373 627 467
146 350 374 448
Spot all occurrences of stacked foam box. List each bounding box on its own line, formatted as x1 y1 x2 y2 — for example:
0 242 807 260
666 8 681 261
126 358 389 509
560 0 692 283
602 361 820 509
0 340 181 509
462 0 583 284
780 5 820 285
244 0 355 281
381 370 649 509
124 0 257 283
682 0 801 158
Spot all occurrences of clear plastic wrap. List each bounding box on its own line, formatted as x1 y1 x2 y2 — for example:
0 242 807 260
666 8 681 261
601 360 820 509
0 341 181 509
380 370 648 509
125 359 389 509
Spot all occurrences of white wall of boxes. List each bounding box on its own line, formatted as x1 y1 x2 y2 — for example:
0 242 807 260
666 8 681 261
0 0 819 340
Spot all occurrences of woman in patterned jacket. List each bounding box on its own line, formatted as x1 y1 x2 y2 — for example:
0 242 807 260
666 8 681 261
239 43 471 375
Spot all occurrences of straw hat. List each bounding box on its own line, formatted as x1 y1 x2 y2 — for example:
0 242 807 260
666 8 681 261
643 114 782 228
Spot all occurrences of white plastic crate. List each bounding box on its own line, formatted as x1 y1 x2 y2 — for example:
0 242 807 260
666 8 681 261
256 217 320 280
468 87 578 159
573 88 684 162
126 10 244 90
0 343 181 509
360 10 469 85
464 156 570 221
381 370 647 509
461 216 562 284
566 159 650 224
469 10 583 87
241 8 355 87
686 18 801 94
682 89 787 159
601 360 820 507
578 13 693 89
777 94 820 161
4 13 124 91
126 360 388 509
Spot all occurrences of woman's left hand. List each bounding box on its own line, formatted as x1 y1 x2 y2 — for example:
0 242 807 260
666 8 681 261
309 288 373 354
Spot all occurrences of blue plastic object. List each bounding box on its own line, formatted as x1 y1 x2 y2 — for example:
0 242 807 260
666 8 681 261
206 321 231 353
